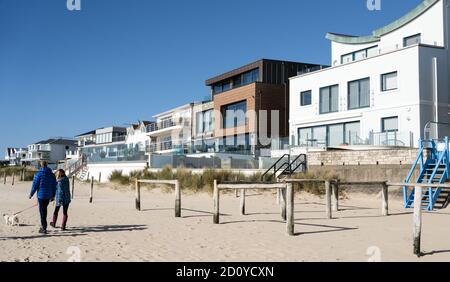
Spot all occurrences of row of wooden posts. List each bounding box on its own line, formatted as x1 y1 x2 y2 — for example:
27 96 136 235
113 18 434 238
2 169 28 186
1 170 439 258
133 178 445 258
2 170 100 204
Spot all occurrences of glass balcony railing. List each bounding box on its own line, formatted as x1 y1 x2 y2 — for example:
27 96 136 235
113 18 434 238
146 118 191 133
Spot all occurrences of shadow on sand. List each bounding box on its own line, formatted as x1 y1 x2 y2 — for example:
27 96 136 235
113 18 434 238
421 249 450 257
220 218 357 236
0 224 147 241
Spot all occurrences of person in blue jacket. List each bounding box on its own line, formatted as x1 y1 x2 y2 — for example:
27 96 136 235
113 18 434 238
50 169 71 231
29 161 57 234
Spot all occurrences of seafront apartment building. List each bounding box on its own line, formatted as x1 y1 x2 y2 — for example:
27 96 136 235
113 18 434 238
146 103 194 155
289 0 450 150
206 59 325 156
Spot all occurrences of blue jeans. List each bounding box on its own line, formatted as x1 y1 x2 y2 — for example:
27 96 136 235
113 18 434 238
38 199 50 230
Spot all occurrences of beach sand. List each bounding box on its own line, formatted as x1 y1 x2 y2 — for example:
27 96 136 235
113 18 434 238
1 179 450 262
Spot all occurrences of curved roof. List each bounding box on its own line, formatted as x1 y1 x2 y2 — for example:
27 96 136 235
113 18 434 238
326 0 440 44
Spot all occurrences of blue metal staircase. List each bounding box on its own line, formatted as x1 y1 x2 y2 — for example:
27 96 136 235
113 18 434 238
403 137 450 211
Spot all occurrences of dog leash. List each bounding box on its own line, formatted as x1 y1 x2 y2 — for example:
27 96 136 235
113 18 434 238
13 203 38 216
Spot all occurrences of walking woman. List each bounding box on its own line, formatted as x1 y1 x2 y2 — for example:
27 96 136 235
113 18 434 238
50 169 71 230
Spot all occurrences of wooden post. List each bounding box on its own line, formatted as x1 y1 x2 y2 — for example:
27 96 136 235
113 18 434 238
332 181 339 212
21 169 25 182
413 186 422 257
240 188 246 215
213 180 219 224
286 183 294 236
277 188 281 205
280 187 287 221
3 171 6 185
87 172 90 181
325 180 332 219
175 180 181 218
89 177 94 203
99 172 102 183
71 176 75 200
12 174 15 187
135 179 141 211
382 183 389 216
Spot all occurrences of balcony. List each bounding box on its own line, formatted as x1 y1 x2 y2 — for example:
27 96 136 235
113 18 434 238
291 130 414 151
146 118 190 137
28 144 51 152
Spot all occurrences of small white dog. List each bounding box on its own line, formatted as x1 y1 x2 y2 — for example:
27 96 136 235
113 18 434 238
3 214 19 226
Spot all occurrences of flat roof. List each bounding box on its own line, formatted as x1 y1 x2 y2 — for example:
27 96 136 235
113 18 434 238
205 58 316 86
153 103 195 119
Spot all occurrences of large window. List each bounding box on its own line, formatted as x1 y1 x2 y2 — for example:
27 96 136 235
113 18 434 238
218 134 251 153
222 101 247 128
213 80 232 95
382 117 399 132
298 121 361 147
381 72 398 91
160 136 172 151
341 46 378 64
96 133 112 144
213 69 260 95
196 109 214 134
160 117 174 129
243 69 259 85
404 34 421 47
348 78 370 110
300 90 312 106
319 85 339 114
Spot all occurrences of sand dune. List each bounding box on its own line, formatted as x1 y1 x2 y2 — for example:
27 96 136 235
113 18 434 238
1 180 450 262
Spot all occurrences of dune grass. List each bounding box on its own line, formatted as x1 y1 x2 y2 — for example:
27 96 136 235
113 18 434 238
0 166 37 181
107 166 342 195
108 166 265 193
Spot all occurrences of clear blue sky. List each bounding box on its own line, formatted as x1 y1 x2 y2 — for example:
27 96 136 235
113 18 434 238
0 0 423 155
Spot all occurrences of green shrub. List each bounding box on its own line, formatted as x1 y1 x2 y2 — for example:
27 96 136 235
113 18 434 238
108 170 131 185
158 165 174 180
104 166 336 196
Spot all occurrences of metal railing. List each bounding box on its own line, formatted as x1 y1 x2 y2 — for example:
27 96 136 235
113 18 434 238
147 118 191 133
369 131 413 147
424 121 450 140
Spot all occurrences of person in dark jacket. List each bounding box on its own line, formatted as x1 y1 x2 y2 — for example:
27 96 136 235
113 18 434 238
50 169 71 230
29 161 57 234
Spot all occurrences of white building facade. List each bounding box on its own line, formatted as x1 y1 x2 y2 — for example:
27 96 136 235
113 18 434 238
126 121 153 154
289 0 450 149
147 103 194 155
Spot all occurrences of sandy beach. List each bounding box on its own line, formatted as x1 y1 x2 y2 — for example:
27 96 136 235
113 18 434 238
1 179 450 262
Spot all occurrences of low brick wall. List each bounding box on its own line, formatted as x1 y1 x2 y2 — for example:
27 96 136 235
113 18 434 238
309 165 419 183
307 148 419 166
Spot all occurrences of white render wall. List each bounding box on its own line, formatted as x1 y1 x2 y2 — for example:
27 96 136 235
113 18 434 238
290 46 423 147
126 126 150 150
331 0 447 65
86 162 148 183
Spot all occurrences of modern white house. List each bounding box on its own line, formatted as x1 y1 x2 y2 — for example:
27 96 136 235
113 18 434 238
4 148 27 166
22 138 77 167
126 120 154 155
146 103 194 155
77 126 131 163
289 0 450 150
